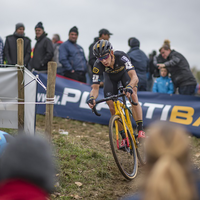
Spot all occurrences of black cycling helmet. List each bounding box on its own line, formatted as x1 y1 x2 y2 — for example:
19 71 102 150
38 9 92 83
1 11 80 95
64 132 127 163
93 39 113 58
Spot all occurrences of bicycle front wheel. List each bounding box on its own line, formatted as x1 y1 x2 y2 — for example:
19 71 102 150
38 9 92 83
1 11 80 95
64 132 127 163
109 115 138 180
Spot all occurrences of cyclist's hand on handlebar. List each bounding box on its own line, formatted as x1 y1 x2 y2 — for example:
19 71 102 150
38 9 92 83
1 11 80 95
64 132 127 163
87 96 96 109
124 85 133 98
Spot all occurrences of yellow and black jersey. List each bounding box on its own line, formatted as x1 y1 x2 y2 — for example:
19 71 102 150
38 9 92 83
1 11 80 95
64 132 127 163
92 51 134 84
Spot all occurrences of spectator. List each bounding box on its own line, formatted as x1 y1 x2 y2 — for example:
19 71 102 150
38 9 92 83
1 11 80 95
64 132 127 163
88 28 113 86
122 122 199 200
59 26 88 83
3 23 31 67
148 50 157 78
0 36 3 65
152 67 174 94
88 29 113 71
127 37 149 91
0 135 56 200
29 22 54 72
52 34 63 75
153 53 167 77
157 40 197 95
146 50 156 91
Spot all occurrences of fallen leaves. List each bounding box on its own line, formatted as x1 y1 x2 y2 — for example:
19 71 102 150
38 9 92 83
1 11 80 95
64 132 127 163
75 182 83 187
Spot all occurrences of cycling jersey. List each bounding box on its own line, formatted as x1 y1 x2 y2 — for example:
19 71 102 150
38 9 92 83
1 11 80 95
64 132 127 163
92 51 135 97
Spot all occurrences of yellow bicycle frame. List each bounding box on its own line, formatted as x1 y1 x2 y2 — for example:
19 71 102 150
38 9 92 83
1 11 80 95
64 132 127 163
113 100 137 148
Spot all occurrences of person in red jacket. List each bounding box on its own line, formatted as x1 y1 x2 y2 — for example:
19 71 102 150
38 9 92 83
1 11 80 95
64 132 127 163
0 135 56 200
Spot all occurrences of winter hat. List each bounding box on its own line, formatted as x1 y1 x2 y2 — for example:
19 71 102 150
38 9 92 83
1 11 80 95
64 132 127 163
15 23 25 31
128 37 140 48
35 22 44 30
69 26 78 35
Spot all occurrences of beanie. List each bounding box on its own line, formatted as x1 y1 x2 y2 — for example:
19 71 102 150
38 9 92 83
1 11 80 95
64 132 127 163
35 22 44 30
69 26 78 35
15 23 25 31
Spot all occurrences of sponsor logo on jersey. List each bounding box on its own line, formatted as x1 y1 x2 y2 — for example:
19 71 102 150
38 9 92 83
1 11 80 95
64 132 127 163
92 75 99 82
121 56 130 63
93 67 99 74
105 67 110 72
125 61 133 69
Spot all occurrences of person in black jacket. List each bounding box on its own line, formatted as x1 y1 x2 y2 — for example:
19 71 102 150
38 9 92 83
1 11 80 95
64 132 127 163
29 22 53 71
127 37 149 91
157 40 197 95
3 23 31 67
0 36 3 65
88 29 113 85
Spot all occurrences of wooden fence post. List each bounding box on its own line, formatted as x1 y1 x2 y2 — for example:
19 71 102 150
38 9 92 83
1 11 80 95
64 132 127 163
17 38 24 134
45 62 57 141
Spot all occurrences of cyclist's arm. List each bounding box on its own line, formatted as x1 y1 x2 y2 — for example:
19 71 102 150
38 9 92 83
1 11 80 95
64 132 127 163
127 69 138 88
90 84 100 99
88 84 100 109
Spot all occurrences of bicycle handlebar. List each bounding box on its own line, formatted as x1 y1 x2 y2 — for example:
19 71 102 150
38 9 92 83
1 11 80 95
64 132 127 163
92 92 138 116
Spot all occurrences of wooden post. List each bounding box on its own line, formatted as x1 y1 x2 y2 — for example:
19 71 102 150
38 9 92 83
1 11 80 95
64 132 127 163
17 38 24 134
45 62 57 141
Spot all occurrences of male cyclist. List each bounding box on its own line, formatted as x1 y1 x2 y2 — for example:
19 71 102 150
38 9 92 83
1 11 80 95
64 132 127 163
87 40 145 147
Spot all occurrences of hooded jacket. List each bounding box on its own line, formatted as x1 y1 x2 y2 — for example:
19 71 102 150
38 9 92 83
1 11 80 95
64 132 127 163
127 38 149 91
4 32 31 66
29 33 53 71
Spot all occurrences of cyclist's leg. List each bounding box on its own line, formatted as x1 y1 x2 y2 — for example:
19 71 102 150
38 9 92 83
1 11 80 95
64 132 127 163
103 73 118 116
131 86 142 122
104 73 125 143
121 72 145 140
131 87 146 141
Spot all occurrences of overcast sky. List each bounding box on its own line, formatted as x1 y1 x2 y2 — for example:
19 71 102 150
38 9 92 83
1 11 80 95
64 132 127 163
1 0 200 69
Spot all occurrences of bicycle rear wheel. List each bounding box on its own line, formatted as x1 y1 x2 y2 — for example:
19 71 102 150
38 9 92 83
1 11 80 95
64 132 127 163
109 115 138 180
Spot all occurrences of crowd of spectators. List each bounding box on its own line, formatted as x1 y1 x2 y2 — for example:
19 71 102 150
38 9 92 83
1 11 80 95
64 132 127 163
0 22 198 95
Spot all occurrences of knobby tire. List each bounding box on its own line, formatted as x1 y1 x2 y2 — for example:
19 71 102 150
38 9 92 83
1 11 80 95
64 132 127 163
109 115 138 180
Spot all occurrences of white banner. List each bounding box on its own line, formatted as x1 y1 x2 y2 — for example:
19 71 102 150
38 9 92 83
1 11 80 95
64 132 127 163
0 67 36 134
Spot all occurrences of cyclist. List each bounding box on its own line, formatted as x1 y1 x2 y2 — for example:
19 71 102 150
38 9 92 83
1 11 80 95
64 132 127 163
87 40 145 147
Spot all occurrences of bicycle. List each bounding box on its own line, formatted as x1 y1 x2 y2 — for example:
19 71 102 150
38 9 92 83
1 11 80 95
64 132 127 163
92 87 146 180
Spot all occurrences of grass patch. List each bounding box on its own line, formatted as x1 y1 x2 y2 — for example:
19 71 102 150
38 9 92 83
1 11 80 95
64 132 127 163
52 129 117 199
4 115 200 199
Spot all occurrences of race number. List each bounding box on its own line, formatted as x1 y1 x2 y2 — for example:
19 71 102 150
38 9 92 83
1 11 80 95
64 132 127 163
125 61 133 69
92 75 99 83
